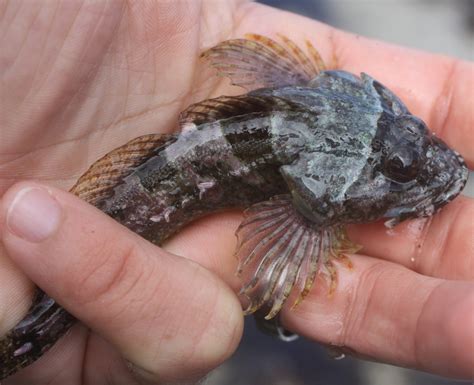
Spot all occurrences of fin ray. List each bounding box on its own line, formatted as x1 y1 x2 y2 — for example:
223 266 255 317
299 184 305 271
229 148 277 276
179 94 309 127
276 33 318 77
235 195 359 319
238 216 296 279
71 134 177 205
201 34 326 90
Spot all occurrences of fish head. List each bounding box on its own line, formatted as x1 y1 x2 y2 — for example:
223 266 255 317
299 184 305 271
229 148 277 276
341 77 468 227
376 114 468 226
354 80 469 226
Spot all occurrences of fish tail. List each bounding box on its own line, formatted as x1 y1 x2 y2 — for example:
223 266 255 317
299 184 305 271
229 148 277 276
0 289 75 380
1 134 177 379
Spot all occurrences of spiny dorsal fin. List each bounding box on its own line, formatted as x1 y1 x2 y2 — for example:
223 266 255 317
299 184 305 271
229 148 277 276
179 95 310 127
71 134 176 205
200 33 326 90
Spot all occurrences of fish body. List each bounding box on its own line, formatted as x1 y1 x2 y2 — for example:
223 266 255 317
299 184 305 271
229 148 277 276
100 68 467 236
0 34 468 380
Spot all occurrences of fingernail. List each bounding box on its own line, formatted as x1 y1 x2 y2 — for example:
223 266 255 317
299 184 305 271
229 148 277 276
6 187 62 242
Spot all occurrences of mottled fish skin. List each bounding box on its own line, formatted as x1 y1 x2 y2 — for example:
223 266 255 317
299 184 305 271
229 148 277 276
252 71 469 226
0 99 318 379
0 34 468 380
97 114 301 241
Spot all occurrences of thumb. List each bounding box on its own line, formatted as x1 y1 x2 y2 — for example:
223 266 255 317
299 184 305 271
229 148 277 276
0 182 243 383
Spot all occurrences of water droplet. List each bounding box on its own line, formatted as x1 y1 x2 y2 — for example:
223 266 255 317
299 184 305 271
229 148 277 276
385 228 396 237
326 345 346 360
150 215 161 223
163 207 174 222
197 180 216 199
181 122 197 133
13 342 33 357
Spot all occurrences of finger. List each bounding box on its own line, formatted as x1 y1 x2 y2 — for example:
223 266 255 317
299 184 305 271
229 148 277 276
154 206 474 378
0 242 33 333
163 210 243 289
347 196 474 280
280 254 474 379
0 182 243 384
236 3 474 166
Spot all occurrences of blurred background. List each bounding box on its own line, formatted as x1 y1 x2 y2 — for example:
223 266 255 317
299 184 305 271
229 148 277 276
207 1 473 385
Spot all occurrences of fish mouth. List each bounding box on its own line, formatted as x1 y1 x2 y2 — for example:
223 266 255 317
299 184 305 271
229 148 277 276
414 150 468 219
429 148 468 208
409 134 468 213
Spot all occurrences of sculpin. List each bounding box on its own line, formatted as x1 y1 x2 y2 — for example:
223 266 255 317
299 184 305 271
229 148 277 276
0 34 468 379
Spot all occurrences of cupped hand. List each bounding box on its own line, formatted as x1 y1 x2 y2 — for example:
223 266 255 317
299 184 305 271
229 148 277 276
0 1 472 384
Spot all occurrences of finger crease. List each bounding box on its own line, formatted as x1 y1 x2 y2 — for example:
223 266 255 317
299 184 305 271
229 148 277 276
341 261 385 348
429 58 459 138
413 281 444 371
435 204 464 277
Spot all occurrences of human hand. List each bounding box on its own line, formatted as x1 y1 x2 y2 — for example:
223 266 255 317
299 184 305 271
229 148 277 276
1 2 245 384
0 1 472 384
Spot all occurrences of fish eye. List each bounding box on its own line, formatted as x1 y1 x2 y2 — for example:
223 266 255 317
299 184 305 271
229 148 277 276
383 148 419 183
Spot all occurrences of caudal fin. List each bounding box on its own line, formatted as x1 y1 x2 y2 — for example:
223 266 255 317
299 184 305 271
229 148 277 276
1 134 177 379
0 290 75 380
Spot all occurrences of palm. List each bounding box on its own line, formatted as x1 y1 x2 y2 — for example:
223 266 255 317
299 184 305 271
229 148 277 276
1 1 473 384
0 1 237 194
1 1 242 383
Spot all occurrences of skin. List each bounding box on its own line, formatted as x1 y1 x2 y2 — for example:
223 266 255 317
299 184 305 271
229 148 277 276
0 0 472 384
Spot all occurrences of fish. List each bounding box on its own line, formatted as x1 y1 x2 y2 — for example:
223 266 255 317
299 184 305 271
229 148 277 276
0 33 468 380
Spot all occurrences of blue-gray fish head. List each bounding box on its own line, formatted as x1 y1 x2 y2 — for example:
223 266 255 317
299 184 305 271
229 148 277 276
372 112 468 226
341 76 468 227
281 73 468 228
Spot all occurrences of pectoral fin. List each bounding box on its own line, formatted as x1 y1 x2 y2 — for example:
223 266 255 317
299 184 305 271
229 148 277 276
235 195 359 320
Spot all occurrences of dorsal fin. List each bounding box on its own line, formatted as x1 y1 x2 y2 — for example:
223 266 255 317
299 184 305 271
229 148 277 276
200 33 326 90
71 134 176 205
179 95 310 127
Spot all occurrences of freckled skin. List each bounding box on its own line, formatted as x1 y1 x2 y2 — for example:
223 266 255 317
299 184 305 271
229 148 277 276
0 39 468 380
